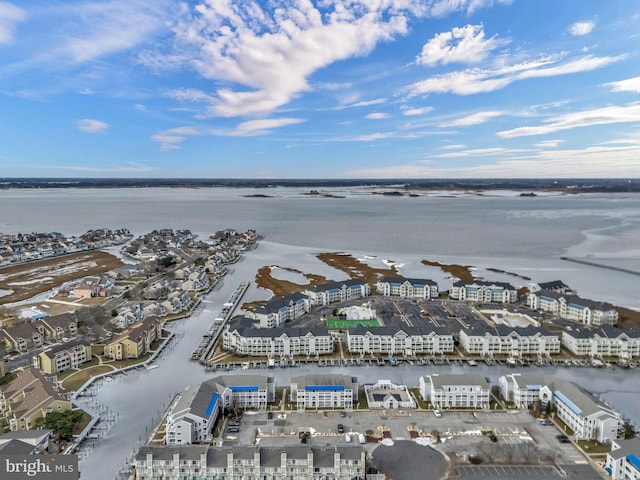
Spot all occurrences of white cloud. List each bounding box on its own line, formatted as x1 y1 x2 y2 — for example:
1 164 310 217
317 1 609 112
403 106 434 116
427 0 513 17
407 54 622 96
432 147 526 158
351 132 394 142
569 20 595 36
417 24 503 66
0 2 25 45
534 139 563 148
77 119 109 134
230 117 304 136
498 104 640 138
151 126 201 150
606 76 640 93
345 144 640 178
144 1 428 118
167 88 216 104
440 110 503 127
332 98 387 111
64 1 168 63
366 112 389 120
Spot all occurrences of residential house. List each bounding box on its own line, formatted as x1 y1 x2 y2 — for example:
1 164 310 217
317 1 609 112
0 430 53 454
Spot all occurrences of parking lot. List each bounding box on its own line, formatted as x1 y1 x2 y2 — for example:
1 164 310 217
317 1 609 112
213 407 607 479
291 295 494 338
216 408 595 465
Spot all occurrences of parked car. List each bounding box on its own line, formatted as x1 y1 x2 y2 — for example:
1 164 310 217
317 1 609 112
337 424 345 434
267 411 273 420
489 433 498 442
433 409 442 418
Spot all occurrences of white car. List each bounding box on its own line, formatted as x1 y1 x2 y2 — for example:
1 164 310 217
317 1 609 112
433 409 442 418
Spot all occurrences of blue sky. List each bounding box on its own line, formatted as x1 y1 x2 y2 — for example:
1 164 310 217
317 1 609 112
1 0 639 178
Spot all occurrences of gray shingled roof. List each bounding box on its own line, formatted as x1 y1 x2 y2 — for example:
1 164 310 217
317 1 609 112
254 292 308 315
306 278 367 293
378 276 437 286
426 374 490 389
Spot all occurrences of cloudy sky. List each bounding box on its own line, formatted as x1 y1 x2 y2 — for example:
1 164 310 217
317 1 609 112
1 0 639 178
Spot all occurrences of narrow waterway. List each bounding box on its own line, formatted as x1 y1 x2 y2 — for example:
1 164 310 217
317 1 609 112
77 244 640 480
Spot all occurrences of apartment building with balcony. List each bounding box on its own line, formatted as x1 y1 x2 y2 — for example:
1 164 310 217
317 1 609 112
376 276 439 299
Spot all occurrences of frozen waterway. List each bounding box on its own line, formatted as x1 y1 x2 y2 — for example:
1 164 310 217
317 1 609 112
78 243 640 480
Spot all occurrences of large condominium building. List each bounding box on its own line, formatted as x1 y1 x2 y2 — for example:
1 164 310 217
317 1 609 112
419 374 491 409
346 326 454 356
499 374 621 443
0 367 71 431
606 438 640 480
32 340 92 375
104 316 162 360
222 318 334 357
528 290 619 326
165 382 221 445
459 324 560 357
376 276 439 299
251 293 310 328
290 374 358 410
305 279 370 306
449 280 517 304
134 445 366 480
165 375 276 446
562 326 640 359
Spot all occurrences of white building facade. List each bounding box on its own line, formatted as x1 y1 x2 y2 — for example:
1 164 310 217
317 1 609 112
135 445 366 480
459 325 560 357
606 438 640 480
290 374 358 410
376 277 439 299
305 279 370 306
450 280 517 303
499 373 621 443
528 290 618 326
562 326 640 359
346 326 454 356
252 293 310 328
419 374 491 409
222 319 334 357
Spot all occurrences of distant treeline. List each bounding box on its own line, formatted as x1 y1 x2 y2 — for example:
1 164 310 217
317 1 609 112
0 177 638 192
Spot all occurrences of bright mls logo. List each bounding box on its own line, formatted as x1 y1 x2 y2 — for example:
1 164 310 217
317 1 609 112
1 455 78 479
